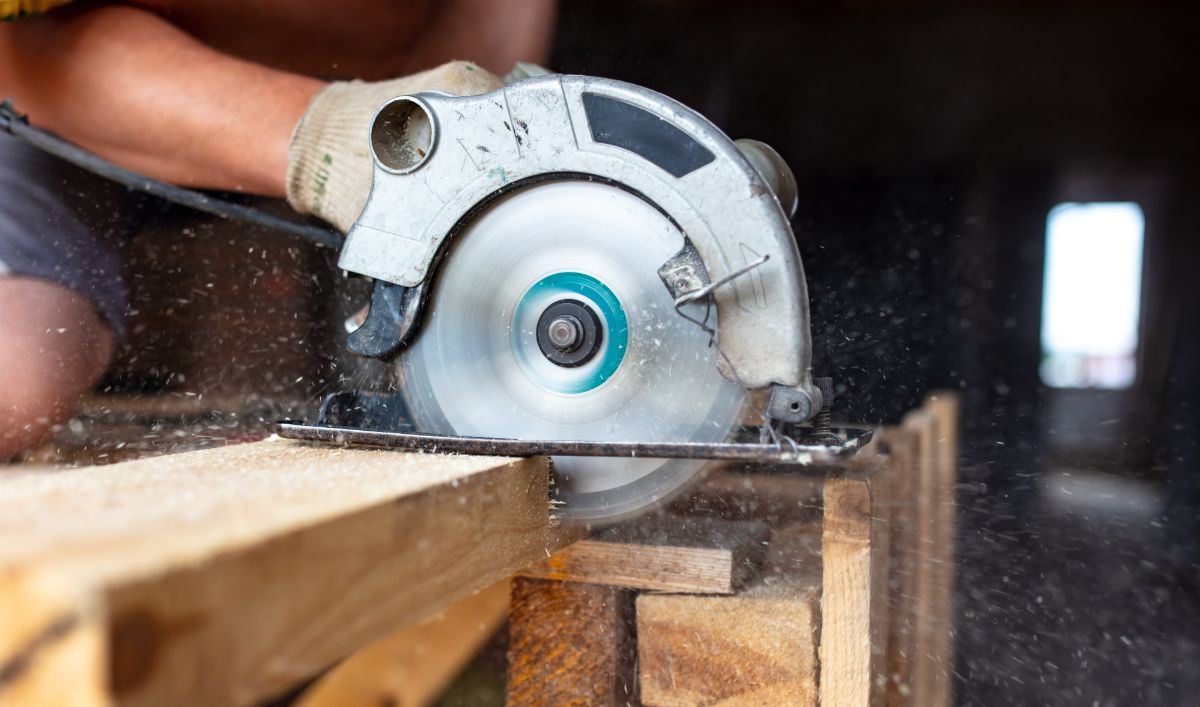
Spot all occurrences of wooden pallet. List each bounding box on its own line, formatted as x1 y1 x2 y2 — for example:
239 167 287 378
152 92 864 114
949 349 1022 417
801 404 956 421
0 393 956 706
506 393 959 707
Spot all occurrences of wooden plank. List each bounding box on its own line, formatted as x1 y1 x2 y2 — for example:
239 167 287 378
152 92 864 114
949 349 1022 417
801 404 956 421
869 448 894 707
0 439 570 707
924 393 959 707
900 393 959 707
297 578 511 707
901 407 938 707
878 426 922 706
507 577 637 706
819 453 891 707
636 521 822 707
518 517 771 594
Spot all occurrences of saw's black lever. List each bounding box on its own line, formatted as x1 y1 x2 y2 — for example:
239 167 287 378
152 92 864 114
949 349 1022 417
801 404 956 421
347 280 427 359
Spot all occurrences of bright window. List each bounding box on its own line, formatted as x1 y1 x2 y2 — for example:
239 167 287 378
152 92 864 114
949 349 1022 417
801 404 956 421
1040 202 1145 389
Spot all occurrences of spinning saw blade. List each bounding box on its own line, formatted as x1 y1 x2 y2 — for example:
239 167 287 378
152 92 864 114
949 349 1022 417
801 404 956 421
396 181 746 520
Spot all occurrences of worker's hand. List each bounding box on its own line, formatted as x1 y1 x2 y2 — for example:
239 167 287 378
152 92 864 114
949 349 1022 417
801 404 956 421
287 61 502 233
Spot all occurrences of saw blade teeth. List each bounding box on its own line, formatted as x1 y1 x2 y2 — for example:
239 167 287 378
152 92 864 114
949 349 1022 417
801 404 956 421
398 180 746 521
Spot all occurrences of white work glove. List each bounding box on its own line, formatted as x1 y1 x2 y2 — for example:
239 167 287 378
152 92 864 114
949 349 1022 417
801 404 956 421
287 61 502 233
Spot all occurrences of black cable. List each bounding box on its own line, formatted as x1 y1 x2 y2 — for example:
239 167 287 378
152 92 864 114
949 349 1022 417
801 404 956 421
0 99 344 250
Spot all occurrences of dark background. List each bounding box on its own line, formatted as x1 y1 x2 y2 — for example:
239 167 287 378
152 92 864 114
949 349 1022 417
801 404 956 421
549 0 1198 703
90 1 1200 703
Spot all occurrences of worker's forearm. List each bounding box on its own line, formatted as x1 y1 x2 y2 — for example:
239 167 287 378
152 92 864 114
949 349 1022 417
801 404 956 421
401 0 557 75
0 5 323 196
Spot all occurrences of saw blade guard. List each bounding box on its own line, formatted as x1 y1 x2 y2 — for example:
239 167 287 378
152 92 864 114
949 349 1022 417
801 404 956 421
340 74 816 396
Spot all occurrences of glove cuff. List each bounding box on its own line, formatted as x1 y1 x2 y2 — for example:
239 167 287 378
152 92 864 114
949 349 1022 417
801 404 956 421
286 81 372 233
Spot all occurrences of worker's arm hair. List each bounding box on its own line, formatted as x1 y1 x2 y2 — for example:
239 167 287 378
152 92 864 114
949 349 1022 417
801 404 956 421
0 4 323 196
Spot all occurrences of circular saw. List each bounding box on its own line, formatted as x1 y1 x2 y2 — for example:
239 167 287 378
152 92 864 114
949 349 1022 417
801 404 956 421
279 68 869 521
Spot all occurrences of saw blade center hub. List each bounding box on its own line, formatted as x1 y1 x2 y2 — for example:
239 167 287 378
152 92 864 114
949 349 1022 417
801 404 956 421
536 299 603 367
547 315 583 351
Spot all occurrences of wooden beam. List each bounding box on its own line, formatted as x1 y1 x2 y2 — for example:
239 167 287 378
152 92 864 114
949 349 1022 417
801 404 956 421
922 393 959 707
0 439 569 707
819 453 892 707
869 453 895 707
517 517 770 594
878 426 922 706
895 393 959 707
636 521 822 707
507 577 637 706
296 578 511 707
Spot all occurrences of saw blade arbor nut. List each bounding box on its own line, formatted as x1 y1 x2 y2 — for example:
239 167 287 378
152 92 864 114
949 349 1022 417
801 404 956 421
536 299 603 367
547 316 583 350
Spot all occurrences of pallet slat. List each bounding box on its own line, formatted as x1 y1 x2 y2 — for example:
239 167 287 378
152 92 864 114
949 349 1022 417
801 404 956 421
0 439 568 707
819 454 892 707
879 426 922 705
297 579 511 707
518 518 771 594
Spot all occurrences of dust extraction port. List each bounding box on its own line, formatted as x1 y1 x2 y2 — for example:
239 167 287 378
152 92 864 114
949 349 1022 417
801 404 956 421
371 97 437 174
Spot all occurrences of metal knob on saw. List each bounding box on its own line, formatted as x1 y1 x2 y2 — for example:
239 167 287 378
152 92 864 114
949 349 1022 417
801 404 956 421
735 139 798 219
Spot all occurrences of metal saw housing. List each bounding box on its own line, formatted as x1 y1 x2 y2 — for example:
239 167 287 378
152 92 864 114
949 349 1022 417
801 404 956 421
339 74 816 405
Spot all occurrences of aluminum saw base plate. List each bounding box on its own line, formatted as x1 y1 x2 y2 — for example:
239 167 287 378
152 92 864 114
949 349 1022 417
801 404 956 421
275 421 873 471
